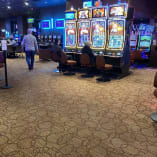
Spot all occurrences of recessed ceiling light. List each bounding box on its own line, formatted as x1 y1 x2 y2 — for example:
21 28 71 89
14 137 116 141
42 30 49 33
7 6 11 9
25 2 29 6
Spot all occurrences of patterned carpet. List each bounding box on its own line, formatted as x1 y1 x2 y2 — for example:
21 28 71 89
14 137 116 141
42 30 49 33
0 57 157 157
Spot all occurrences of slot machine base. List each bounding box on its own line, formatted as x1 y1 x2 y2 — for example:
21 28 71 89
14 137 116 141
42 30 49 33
104 56 130 79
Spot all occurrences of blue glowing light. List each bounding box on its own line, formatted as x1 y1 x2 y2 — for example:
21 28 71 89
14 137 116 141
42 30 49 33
41 20 51 29
55 19 65 29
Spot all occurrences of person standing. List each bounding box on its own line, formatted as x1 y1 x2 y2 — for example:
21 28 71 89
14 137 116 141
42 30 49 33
22 29 39 70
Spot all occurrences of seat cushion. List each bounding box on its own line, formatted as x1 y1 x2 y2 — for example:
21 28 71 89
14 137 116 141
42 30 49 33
154 89 157 98
105 64 113 69
66 60 77 65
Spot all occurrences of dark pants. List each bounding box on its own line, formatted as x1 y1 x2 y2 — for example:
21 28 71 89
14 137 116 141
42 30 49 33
25 51 35 69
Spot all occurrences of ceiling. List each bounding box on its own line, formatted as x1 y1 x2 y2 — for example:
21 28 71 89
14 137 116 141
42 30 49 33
0 0 66 18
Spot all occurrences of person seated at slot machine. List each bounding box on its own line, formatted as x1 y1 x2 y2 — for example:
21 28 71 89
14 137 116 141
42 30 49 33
51 38 64 71
81 41 95 65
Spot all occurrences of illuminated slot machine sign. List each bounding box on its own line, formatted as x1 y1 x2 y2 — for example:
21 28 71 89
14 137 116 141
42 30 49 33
78 9 91 48
109 4 127 18
138 24 154 51
130 31 138 48
91 7 107 49
107 20 125 49
65 11 77 48
139 35 152 51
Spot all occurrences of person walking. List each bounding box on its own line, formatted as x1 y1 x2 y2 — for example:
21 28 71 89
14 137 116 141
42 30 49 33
22 29 39 70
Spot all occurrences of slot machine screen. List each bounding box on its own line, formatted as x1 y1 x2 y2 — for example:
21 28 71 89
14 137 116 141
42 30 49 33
108 20 124 49
78 10 89 19
65 12 75 20
140 35 151 41
83 1 92 8
109 6 125 17
92 8 106 18
130 41 136 47
78 21 90 47
65 23 76 47
92 20 106 48
56 19 65 29
139 41 150 48
41 20 51 29
139 35 152 47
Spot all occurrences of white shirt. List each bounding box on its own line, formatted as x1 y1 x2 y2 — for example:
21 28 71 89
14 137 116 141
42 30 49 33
22 34 38 51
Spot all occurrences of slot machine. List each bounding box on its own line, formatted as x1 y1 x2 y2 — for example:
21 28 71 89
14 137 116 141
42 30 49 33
106 3 133 78
49 35 52 43
45 35 48 43
137 24 154 59
41 35 44 42
65 10 77 53
130 24 139 51
77 8 91 52
53 35 56 43
91 6 108 54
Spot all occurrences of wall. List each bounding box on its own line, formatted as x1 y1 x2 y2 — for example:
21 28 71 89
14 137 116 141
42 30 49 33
39 4 66 36
5 16 24 37
0 18 5 38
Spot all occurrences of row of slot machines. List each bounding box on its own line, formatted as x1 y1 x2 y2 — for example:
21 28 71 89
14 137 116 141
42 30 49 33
38 35 62 43
65 3 134 77
130 24 154 59
38 34 63 47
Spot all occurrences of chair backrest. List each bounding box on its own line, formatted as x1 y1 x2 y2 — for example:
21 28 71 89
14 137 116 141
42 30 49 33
7 45 13 51
154 72 157 88
80 54 90 66
61 52 67 64
130 52 135 60
96 56 105 69
51 51 59 62
134 51 143 60
16 45 22 53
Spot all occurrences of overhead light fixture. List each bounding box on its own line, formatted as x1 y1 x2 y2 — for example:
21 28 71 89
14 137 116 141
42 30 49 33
7 6 11 9
25 2 29 6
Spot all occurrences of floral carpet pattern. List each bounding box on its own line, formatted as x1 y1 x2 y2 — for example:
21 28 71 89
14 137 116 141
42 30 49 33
0 57 157 157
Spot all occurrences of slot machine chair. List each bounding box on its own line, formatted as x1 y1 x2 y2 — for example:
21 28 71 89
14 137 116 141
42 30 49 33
51 51 59 62
16 45 24 58
96 56 113 82
39 49 52 61
80 54 95 76
7 45 17 58
130 52 135 65
60 52 77 75
151 72 157 122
